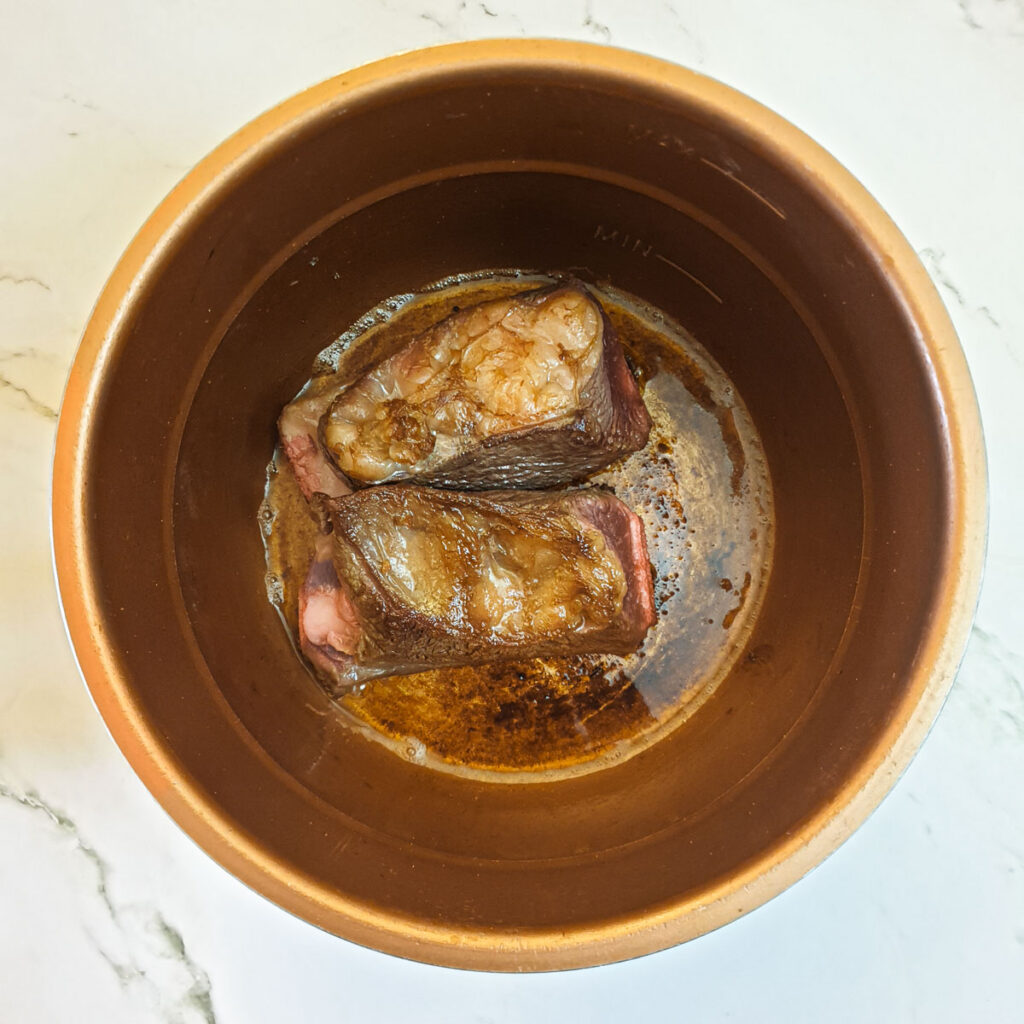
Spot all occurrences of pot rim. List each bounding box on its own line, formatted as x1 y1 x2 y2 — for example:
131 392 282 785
51 38 987 971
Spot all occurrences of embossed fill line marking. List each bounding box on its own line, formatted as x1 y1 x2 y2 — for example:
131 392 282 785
654 255 724 304
700 158 787 221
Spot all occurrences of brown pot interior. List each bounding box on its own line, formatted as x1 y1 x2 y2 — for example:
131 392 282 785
81 59 951 964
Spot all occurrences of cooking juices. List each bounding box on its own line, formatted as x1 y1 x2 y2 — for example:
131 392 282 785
261 272 773 780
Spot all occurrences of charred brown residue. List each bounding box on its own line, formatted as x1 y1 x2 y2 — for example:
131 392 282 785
722 571 752 629
340 656 654 772
716 407 746 498
653 566 683 612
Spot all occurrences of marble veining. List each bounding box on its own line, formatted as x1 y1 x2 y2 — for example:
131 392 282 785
0 371 59 420
660 2 706 63
384 0 528 37
919 247 1001 327
0 343 64 422
958 0 984 29
956 0 1024 36
582 0 613 42
0 272 51 291
968 626 1024 741
0 777 216 1023
417 9 448 31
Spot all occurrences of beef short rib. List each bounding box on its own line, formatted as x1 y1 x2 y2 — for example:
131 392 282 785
299 485 655 691
280 282 652 498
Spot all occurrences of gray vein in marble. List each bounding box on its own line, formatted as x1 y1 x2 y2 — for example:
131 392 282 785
957 0 983 28
919 248 1005 333
0 778 216 1023
95 944 146 987
0 272 51 291
972 626 1024 674
153 916 216 1024
50 91 189 174
956 0 1024 36
0 372 59 420
419 9 447 29
661 1 707 63
0 345 57 362
481 1 526 34
403 1 527 40
903 790 937 842
967 625 1024 738
583 0 612 41
61 92 99 112
0 781 119 919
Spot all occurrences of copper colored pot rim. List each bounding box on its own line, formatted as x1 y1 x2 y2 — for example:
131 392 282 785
52 40 986 969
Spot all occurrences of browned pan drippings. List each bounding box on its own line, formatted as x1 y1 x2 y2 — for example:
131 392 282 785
261 272 774 779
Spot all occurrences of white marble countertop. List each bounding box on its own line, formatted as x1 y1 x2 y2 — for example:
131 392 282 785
2 1 1022 1020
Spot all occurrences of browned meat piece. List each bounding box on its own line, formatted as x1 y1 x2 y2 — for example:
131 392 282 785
298 485 655 692
280 282 651 498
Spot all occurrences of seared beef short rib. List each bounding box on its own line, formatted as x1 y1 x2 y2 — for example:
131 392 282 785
280 282 651 498
299 485 655 691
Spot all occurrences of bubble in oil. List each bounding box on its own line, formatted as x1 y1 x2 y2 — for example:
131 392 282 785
403 738 427 764
419 267 538 294
264 571 284 606
314 293 417 374
257 498 277 537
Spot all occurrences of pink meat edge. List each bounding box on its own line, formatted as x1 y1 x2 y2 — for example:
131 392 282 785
574 494 657 638
298 534 362 682
278 399 352 501
599 313 654 443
